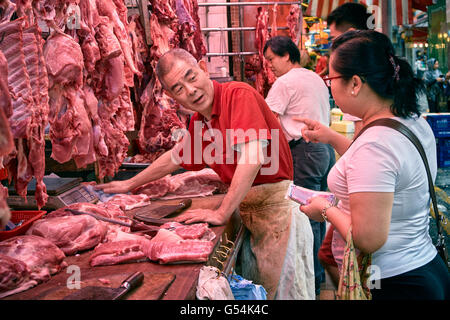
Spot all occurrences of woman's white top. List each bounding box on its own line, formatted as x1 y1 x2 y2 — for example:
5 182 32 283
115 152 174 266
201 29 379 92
329 116 438 279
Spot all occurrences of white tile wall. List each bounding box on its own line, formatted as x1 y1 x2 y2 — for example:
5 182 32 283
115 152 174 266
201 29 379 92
198 0 230 77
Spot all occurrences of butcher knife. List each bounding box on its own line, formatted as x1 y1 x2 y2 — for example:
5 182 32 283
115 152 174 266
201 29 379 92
134 198 192 224
62 272 144 300
65 208 161 232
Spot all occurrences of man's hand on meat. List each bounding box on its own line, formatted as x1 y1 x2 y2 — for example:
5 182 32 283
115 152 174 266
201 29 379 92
94 150 181 194
175 208 228 226
95 180 133 194
176 140 265 226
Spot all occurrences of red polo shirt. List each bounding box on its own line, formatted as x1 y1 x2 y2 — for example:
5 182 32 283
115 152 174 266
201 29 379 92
176 81 293 185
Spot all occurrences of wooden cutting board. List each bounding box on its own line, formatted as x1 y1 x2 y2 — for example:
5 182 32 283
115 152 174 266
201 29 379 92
133 199 192 222
32 272 176 300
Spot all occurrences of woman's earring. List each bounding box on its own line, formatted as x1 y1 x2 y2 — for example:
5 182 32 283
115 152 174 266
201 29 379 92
351 91 355 95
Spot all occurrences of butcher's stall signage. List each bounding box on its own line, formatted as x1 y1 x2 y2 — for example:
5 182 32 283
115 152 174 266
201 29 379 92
171 121 280 175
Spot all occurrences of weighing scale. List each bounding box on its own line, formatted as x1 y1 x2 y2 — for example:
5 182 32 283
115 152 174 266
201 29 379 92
6 177 99 210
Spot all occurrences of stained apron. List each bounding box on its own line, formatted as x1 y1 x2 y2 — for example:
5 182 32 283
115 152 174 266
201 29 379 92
236 180 315 300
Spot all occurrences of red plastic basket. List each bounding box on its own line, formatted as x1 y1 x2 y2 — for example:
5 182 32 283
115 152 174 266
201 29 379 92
0 168 7 180
0 210 47 241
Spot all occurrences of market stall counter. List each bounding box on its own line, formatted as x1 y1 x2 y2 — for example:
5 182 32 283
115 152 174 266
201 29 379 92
2 194 245 300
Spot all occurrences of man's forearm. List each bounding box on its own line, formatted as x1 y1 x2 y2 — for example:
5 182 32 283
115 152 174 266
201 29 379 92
216 163 261 222
128 150 181 190
216 140 264 222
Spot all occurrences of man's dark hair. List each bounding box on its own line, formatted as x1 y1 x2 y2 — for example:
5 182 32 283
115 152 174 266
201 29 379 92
263 36 300 64
327 3 371 31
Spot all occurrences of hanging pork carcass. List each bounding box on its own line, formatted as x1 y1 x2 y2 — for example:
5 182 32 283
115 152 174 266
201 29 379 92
0 15 49 209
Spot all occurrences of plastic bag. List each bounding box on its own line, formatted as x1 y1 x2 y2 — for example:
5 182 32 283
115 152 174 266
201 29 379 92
196 266 235 300
227 273 267 300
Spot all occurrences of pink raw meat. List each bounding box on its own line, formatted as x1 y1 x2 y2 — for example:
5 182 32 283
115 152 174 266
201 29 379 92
104 193 151 211
26 214 108 255
0 254 38 299
89 231 152 266
0 235 67 283
143 226 215 264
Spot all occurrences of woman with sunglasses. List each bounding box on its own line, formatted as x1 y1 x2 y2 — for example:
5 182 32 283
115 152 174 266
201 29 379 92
296 30 450 300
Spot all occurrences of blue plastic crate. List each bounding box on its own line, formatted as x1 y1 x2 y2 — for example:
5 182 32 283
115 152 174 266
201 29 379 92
437 146 450 168
437 137 450 149
436 137 450 167
426 114 450 138
437 157 450 168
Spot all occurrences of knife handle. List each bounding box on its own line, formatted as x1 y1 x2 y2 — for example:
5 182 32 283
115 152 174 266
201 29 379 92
120 272 144 290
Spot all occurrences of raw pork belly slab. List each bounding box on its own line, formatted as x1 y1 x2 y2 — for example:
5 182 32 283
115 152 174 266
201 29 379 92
26 215 108 255
0 235 67 283
160 222 216 241
47 202 123 219
89 240 148 266
0 254 38 299
132 169 228 199
145 239 214 264
89 231 152 266
143 226 215 264
46 202 130 235
131 175 172 198
104 193 151 211
163 169 228 199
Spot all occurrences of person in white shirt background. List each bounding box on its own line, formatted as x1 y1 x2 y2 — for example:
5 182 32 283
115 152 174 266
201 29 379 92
327 2 373 136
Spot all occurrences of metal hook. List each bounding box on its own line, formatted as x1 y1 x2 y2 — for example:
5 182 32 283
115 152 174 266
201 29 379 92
216 250 228 259
213 257 224 273
222 233 235 247
226 238 235 247
219 244 232 253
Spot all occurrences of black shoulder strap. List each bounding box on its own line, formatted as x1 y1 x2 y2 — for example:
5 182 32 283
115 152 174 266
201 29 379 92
352 118 445 243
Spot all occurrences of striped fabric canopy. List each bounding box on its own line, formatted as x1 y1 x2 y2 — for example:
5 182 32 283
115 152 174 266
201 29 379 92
305 0 413 26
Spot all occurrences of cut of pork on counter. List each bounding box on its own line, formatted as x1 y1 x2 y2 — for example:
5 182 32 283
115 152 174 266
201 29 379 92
132 168 229 200
89 223 216 266
143 229 215 265
89 230 152 267
160 222 216 241
26 214 108 256
0 254 38 299
143 223 216 264
0 235 67 298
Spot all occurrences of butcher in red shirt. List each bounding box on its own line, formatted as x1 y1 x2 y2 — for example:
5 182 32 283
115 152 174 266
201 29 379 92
97 48 315 300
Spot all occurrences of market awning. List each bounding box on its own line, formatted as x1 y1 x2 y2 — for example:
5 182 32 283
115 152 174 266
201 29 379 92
305 0 430 26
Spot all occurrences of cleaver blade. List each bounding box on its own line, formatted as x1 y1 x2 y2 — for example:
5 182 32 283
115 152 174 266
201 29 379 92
62 272 144 300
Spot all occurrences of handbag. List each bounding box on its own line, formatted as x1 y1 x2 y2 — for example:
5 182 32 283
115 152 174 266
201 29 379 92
353 118 449 270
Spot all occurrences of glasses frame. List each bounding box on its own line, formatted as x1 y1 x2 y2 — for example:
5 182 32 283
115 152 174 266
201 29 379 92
323 75 344 87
